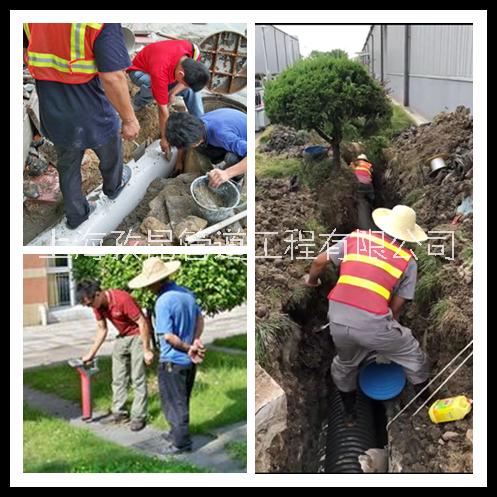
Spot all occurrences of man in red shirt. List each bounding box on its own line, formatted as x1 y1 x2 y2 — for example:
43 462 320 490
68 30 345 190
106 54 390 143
128 40 210 155
78 280 153 431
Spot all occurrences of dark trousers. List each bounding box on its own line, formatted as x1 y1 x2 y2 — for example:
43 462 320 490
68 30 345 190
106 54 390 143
158 362 196 449
54 134 123 228
357 183 375 230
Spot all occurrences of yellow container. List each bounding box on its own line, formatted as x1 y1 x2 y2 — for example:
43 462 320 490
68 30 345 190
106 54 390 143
428 395 472 424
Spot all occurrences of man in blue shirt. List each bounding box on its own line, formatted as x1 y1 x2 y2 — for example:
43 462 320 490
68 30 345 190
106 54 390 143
24 23 140 229
165 108 247 188
128 257 205 454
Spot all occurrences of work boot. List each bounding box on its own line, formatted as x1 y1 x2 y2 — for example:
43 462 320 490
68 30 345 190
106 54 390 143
160 444 192 456
339 390 357 427
100 412 129 425
107 165 132 200
161 431 173 443
65 201 97 230
130 419 146 432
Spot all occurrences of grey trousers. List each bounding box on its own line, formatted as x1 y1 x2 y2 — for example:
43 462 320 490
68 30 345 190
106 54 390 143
328 307 430 393
112 335 148 421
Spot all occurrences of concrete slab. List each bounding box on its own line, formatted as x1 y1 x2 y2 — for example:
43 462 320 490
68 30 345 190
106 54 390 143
255 363 288 473
23 305 246 369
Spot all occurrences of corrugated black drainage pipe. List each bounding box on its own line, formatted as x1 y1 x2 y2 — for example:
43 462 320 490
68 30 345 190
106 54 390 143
325 390 377 473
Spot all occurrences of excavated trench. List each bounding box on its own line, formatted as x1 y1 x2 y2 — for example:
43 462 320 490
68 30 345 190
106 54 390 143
278 262 390 473
266 160 397 474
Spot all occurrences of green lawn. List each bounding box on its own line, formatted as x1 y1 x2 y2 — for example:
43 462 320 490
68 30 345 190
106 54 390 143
389 103 416 136
255 152 302 178
24 350 246 435
212 334 247 351
225 441 247 466
23 405 205 473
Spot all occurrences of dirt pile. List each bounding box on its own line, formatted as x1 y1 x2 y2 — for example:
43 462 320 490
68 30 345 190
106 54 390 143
381 106 473 473
258 125 311 158
255 177 338 472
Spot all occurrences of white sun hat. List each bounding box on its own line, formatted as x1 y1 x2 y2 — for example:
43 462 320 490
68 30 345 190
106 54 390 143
372 205 428 243
357 153 369 161
128 258 181 289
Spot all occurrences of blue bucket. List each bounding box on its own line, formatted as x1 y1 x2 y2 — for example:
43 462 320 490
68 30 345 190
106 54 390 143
303 145 328 161
358 358 406 401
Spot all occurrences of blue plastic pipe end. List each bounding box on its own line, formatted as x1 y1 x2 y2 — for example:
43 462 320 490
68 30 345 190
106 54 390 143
358 361 407 400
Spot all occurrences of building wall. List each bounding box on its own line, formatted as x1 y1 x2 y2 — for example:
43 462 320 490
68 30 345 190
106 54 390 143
255 25 301 76
362 24 473 120
23 255 48 326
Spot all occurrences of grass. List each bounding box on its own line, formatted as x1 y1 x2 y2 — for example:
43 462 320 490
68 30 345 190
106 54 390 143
255 152 302 178
403 188 425 207
389 103 416 136
23 405 205 473
24 351 246 435
255 313 300 367
413 245 443 311
225 441 247 466
430 298 454 328
212 334 247 351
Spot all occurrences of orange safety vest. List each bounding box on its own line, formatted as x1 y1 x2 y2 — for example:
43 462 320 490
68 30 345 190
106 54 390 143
328 230 412 315
24 23 104 84
351 159 373 184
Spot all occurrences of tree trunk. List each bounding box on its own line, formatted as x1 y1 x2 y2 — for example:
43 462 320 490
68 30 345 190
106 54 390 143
314 126 342 168
331 139 341 168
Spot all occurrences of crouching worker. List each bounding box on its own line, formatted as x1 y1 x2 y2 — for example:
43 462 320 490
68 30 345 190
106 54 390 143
304 205 431 425
127 39 210 155
165 108 247 189
78 280 154 431
129 258 205 454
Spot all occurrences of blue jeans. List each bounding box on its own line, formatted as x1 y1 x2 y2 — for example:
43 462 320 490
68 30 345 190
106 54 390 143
128 70 204 117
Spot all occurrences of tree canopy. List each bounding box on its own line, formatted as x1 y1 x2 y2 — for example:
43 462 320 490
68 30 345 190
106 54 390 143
72 255 246 316
264 54 392 166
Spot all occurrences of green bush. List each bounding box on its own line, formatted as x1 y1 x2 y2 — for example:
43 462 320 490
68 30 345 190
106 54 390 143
72 255 246 316
264 54 392 167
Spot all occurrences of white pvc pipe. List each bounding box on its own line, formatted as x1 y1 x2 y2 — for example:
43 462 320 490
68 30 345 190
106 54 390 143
185 210 247 244
29 141 176 246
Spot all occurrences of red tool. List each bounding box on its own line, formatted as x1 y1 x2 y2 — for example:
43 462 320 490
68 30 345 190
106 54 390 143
68 358 99 421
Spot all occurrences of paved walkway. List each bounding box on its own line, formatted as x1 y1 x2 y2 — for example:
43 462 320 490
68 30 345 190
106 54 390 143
23 304 246 369
24 386 246 473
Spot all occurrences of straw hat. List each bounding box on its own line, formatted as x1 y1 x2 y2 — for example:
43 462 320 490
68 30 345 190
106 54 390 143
372 205 428 243
128 258 181 289
357 153 369 161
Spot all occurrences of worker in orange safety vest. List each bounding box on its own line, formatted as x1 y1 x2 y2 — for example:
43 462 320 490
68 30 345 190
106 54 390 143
304 205 431 424
23 23 140 230
350 153 376 230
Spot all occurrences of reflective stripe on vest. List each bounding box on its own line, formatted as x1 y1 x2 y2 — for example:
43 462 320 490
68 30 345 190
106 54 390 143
328 230 412 314
342 253 403 279
348 231 412 261
25 23 103 83
337 275 391 300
